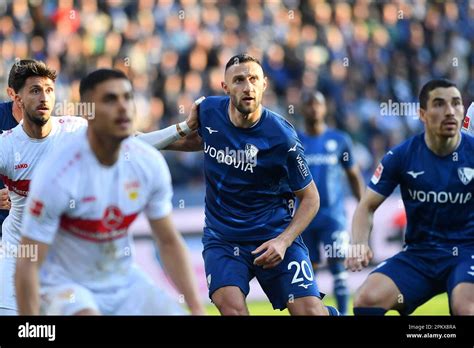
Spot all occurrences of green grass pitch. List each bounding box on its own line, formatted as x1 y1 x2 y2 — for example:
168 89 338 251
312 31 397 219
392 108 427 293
205 293 450 315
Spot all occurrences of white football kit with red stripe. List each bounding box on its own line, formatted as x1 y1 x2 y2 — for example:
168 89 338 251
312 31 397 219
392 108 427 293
21 132 184 315
463 102 474 136
0 116 86 313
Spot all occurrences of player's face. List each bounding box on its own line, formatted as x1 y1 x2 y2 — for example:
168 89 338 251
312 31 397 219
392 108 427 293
15 76 55 127
88 78 135 141
302 99 326 123
420 87 464 138
222 62 267 115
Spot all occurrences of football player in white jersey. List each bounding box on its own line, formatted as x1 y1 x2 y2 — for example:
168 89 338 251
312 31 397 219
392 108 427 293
0 60 88 315
0 60 202 315
16 68 205 315
462 102 474 136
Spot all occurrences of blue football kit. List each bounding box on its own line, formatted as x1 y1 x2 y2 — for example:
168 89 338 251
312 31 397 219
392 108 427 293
368 132 474 314
198 96 320 309
0 101 18 231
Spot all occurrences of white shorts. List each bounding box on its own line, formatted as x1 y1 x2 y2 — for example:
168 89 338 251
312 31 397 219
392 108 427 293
40 266 187 315
0 250 17 314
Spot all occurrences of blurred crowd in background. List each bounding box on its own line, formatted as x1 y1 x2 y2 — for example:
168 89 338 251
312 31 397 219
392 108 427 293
1 0 473 188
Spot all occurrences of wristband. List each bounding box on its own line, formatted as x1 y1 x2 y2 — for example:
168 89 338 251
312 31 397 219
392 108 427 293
177 121 191 137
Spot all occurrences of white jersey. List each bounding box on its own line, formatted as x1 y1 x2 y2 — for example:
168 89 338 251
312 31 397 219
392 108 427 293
0 116 87 245
462 102 474 136
22 132 173 292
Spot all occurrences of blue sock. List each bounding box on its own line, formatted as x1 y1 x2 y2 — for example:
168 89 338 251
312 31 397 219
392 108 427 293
326 305 340 316
328 261 349 315
353 307 387 316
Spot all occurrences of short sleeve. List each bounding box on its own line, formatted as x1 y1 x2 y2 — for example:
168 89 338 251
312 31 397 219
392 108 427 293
286 134 314 192
144 151 173 220
340 134 356 169
22 168 69 244
368 149 401 197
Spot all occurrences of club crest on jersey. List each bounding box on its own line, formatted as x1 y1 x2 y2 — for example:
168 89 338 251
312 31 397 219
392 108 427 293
371 163 384 185
245 144 259 162
458 167 474 185
124 181 140 200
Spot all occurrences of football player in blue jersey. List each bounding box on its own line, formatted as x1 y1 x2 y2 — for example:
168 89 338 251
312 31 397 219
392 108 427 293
346 79 474 315
298 91 365 315
168 54 338 315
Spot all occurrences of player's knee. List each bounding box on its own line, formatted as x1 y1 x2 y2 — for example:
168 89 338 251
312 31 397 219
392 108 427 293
354 288 385 308
451 298 474 315
213 295 247 315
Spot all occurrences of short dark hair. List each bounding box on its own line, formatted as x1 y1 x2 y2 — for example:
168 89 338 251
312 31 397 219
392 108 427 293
9 60 57 93
419 79 457 109
8 59 37 88
225 54 262 72
79 69 129 98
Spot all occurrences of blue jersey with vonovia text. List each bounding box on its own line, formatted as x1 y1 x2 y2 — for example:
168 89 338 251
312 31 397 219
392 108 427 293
198 96 313 242
369 132 474 249
298 128 355 232
0 101 18 226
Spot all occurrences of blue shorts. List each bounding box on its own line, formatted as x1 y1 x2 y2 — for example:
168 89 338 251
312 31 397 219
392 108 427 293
202 231 321 310
371 245 474 315
301 225 349 264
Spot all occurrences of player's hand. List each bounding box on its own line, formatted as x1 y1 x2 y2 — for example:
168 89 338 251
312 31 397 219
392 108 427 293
344 243 373 272
252 237 289 269
0 188 11 210
186 96 205 131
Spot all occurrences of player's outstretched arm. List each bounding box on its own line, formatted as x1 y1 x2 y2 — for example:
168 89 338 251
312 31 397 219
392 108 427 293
345 188 386 272
149 215 205 315
253 181 320 269
136 97 204 151
15 237 49 315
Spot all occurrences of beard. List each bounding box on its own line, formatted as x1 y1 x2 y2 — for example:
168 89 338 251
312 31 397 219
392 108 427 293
231 95 259 115
25 108 49 127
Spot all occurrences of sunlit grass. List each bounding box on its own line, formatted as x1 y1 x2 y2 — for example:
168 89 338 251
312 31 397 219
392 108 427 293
205 293 450 315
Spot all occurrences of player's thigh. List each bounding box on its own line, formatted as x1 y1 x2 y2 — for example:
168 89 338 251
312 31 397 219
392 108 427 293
448 252 474 315
255 236 321 311
114 266 186 315
40 283 100 315
354 273 401 310
356 251 442 314
0 253 17 312
202 236 253 303
450 283 474 315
